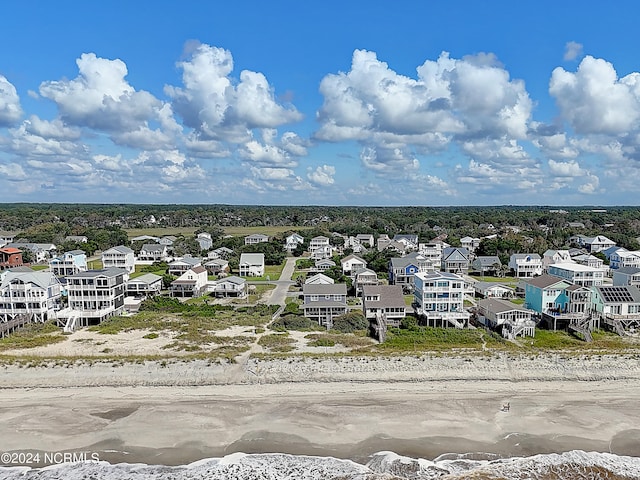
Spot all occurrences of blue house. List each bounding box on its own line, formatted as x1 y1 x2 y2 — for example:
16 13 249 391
388 252 432 289
524 274 571 314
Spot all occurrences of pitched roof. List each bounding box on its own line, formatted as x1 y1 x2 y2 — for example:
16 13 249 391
525 274 570 289
478 298 530 314
104 245 134 254
67 268 127 279
303 283 347 295
128 273 162 284
615 267 640 275
362 284 405 308
1 271 59 290
217 275 246 285
239 253 265 264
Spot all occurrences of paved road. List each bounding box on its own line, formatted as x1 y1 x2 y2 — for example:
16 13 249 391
268 256 297 306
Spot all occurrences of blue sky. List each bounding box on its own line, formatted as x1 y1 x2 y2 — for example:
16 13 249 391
1 1 639 206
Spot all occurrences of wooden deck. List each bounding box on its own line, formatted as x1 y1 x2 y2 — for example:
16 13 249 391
0 314 34 338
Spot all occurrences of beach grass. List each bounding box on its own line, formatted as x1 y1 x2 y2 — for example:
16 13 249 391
258 333 296 352
0 321 67 352
305 332 374 349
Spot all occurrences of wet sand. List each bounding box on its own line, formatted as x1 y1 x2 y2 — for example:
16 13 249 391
1 378 639 466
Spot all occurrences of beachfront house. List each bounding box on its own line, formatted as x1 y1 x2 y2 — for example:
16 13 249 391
361 284 406 328
413 271 469 328
591 285 640 335
302 283 348 328
476 298 536 338
62 268 127 328
0 270 62 323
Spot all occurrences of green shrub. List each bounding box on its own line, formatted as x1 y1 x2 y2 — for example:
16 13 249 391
271 315 322 331
332 311 367 333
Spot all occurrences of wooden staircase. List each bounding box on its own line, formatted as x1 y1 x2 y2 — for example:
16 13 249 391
568 316 593 342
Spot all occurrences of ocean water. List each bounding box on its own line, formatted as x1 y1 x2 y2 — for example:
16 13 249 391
1 450 639 480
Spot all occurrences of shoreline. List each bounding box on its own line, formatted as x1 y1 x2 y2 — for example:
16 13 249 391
2 352 640 388
2 354 640 467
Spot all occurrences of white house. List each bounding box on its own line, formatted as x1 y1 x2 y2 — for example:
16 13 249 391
548 262 604 287
508 253 543 278
245 234 270 246
126 273 163 297
460 236 481 252
102 246 135 274
196 232 213 251
473 281 515 299
284 233 304 253
355 234 375 247
542 250 573 271
239 253 265 277
309 236 332 260
413 271 469 328
137 244 169 262
49 250 87 277
209 275 246 297
572 235 616 253
168 256 202 276
170 266 208 297
314 259 336 271
341 254 367 275
0 271 62 323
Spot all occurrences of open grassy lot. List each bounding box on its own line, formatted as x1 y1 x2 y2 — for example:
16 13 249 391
125 227 198 239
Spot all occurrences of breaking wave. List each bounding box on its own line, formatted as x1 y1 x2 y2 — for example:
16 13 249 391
1 450 639 479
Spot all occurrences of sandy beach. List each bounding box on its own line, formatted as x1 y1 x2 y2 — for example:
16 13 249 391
2 354 640 467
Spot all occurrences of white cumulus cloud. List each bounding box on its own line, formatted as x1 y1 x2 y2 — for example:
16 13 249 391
166 43 302 142
39 52 178 149
307 165 335 186
0 75 23 126
550 55 640 135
